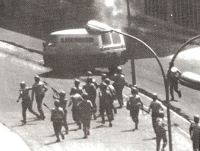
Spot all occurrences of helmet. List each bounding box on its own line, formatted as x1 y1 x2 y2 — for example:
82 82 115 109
34 75 40 81
82 93 88 99
104 78 110 85
101 73 107 80
116 66 122 73
54 99 60 107
133 84 138 89
101 82 107 90
131 87 138 94
70 87 77 95
194 115 200 123
152 93 158 100
59 90 66 97
87 71 92 76
20 81 26 87
87 77 93 83
74 79 80 85
135 95 140 100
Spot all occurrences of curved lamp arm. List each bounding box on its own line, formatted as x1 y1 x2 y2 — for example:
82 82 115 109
113 29 168 90
169 34 200 68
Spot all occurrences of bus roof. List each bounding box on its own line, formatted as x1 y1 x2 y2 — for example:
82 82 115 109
50 28 90 36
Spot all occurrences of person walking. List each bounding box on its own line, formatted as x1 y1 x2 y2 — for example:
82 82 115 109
54 90 69 134
69 87 83 129
104 78 117 115
16 81 40 124
99 82 114 127
32 75 48 120
86 71 98 89
83 77 97 120
70 79 83 95
112 66 126 108
189 115 200 151
155 111 167 151
148 93 164 133
51 100 65 142
168 64 182 101
78 93 93 138
126 87 143 130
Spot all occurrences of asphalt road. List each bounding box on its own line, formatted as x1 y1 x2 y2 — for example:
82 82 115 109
0 0 200 150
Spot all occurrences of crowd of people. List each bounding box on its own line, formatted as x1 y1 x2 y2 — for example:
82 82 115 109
16 66 200 151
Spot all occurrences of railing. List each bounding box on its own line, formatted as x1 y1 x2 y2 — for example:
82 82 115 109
144 0 200 31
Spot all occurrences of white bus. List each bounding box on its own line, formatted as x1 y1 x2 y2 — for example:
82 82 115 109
43 28 128 71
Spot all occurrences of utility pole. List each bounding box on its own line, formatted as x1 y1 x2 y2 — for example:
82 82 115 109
126 0 136 85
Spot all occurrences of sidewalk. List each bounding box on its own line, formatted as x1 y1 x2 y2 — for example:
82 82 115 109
0 123 30 151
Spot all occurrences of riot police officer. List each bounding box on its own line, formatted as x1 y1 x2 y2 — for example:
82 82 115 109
32 75 48 120
112 66 126 108
17 81 40 124
51 100 65 142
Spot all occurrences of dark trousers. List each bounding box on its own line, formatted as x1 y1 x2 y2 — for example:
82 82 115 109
63 110 68 133
22 100 39 121
81 118 91 137
100 104 113 122
72 109 81 127
156 133 167 151
115 87 124 106
152 115 159 133
35 94 45 118
170 79 180 100
130 108 140 127
53 121 63 140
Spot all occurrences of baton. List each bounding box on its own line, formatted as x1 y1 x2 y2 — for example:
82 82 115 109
43 81 59 95
43 103 51 111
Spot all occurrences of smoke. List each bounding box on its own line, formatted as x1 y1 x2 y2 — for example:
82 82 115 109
92 0 128 29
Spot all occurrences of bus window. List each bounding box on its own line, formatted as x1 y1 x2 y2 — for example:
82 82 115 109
112 32 121 44
63 38 94 43
101 33 111 46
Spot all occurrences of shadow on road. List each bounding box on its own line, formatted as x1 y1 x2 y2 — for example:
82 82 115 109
121 129 135 132
11 122 37 128
44 141 60 146
142 137 156 141
39 68 104 80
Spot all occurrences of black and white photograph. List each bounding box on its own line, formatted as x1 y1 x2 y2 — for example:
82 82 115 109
0 0 200 151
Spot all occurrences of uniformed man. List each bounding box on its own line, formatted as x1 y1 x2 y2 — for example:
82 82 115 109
99 82 114 127
78 93 93 138
32 75 48 120
51 100 65 142
16 81 40 124
87 71 98 89
54 90 69 134
99 73 108 92
126 87 143 130
104 78 117 114
112 66 126 108
69 87 83 129
189 115 200 151
148 93 164 133
155 111 167 151
70 79 83 95
169 65 182 100
83 77 97 120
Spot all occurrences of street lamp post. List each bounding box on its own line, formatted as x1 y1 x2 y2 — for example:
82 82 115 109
86 20 173 151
